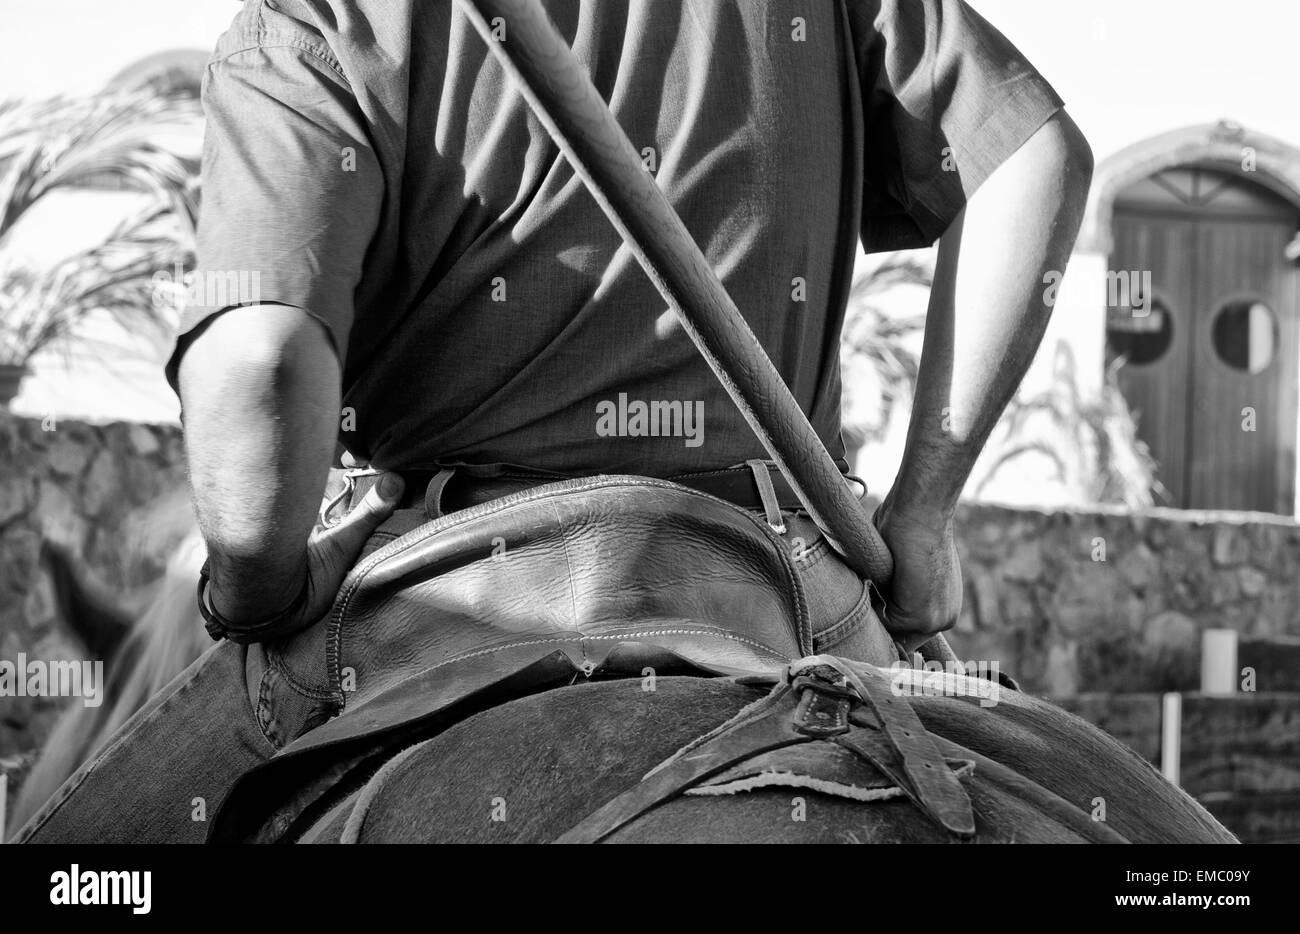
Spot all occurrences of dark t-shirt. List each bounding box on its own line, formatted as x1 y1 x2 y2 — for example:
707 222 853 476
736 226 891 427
167 0 1062 477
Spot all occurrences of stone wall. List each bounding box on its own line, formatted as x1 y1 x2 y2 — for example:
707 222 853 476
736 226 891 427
947 502 1300 695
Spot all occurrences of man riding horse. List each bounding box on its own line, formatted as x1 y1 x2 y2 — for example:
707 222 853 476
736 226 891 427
17 0 1104 843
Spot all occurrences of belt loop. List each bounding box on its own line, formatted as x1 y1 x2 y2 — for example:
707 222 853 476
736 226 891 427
745 459 786 535
424 468 456 519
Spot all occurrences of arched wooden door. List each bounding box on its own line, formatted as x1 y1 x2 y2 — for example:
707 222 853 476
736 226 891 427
1107 165 1300 513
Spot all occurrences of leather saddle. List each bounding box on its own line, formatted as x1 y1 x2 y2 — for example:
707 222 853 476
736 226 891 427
329 475 818 713
210 476 903 841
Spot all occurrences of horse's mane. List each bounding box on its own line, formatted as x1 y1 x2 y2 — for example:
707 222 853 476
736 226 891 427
8 529 207 837
97 533 208 740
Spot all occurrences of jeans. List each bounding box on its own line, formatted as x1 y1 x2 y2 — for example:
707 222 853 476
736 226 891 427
15 498 893 843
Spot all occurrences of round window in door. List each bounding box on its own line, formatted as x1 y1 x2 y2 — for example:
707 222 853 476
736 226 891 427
1212 299 1278 374
1107 295 1173 365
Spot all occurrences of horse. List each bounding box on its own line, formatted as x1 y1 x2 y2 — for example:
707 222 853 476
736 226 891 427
14 478 1236 844
268 667 1236 844
18 571 1240 843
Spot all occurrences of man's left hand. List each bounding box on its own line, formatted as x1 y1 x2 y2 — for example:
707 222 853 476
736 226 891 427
208 472 405 639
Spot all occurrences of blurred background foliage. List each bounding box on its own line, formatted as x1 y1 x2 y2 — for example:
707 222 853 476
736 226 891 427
840 255 1164 509
0 91 199 369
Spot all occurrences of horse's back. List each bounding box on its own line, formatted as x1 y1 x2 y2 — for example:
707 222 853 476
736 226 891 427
903 677 1235 844
299 674 1236 844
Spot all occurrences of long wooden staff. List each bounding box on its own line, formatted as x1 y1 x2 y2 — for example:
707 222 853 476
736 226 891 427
460 0 958 661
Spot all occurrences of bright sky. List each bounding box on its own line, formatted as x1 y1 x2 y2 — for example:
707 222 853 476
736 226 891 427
0 1 237 98
2 0 1298 422
967 0 1300 161
4 0 1298 165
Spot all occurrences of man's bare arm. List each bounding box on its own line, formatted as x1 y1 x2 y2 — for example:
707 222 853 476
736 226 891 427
876 111 1093 645
177 305 401 628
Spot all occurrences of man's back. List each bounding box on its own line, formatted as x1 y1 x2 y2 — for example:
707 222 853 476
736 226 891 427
372 0 861 474
184 0 862 475
176 0 1059 477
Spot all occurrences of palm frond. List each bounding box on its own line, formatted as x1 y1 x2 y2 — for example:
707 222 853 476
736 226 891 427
0 205 192 363
840 255 1165 508
978 342 1164 507
849 257 934 299
0 90 199 365
840 256 934 448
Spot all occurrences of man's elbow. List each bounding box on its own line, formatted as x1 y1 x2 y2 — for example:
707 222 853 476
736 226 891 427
178 305 340 409
1041 110 1094 211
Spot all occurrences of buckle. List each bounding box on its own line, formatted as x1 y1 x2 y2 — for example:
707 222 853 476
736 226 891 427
791 667 856 737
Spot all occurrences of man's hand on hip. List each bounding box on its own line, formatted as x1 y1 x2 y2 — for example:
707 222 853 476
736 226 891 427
873 112 1092 648
873 499 963 647
178 304 397 638
208 472 406 632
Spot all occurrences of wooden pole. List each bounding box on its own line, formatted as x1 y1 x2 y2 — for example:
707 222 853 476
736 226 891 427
457 0 895 588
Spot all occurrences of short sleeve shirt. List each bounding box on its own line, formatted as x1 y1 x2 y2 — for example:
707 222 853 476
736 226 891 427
168 0 1062 476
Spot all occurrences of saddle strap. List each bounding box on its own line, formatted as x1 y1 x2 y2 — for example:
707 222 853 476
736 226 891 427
555 660 977 843
827 657 976 832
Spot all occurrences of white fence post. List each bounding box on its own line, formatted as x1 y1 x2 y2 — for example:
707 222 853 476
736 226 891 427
1201 628 1239 695
1160 692 1182 785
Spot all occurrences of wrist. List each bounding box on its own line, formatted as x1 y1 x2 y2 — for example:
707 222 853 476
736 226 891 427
199 558 311 644
206 552 309 622
875 495 955 539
